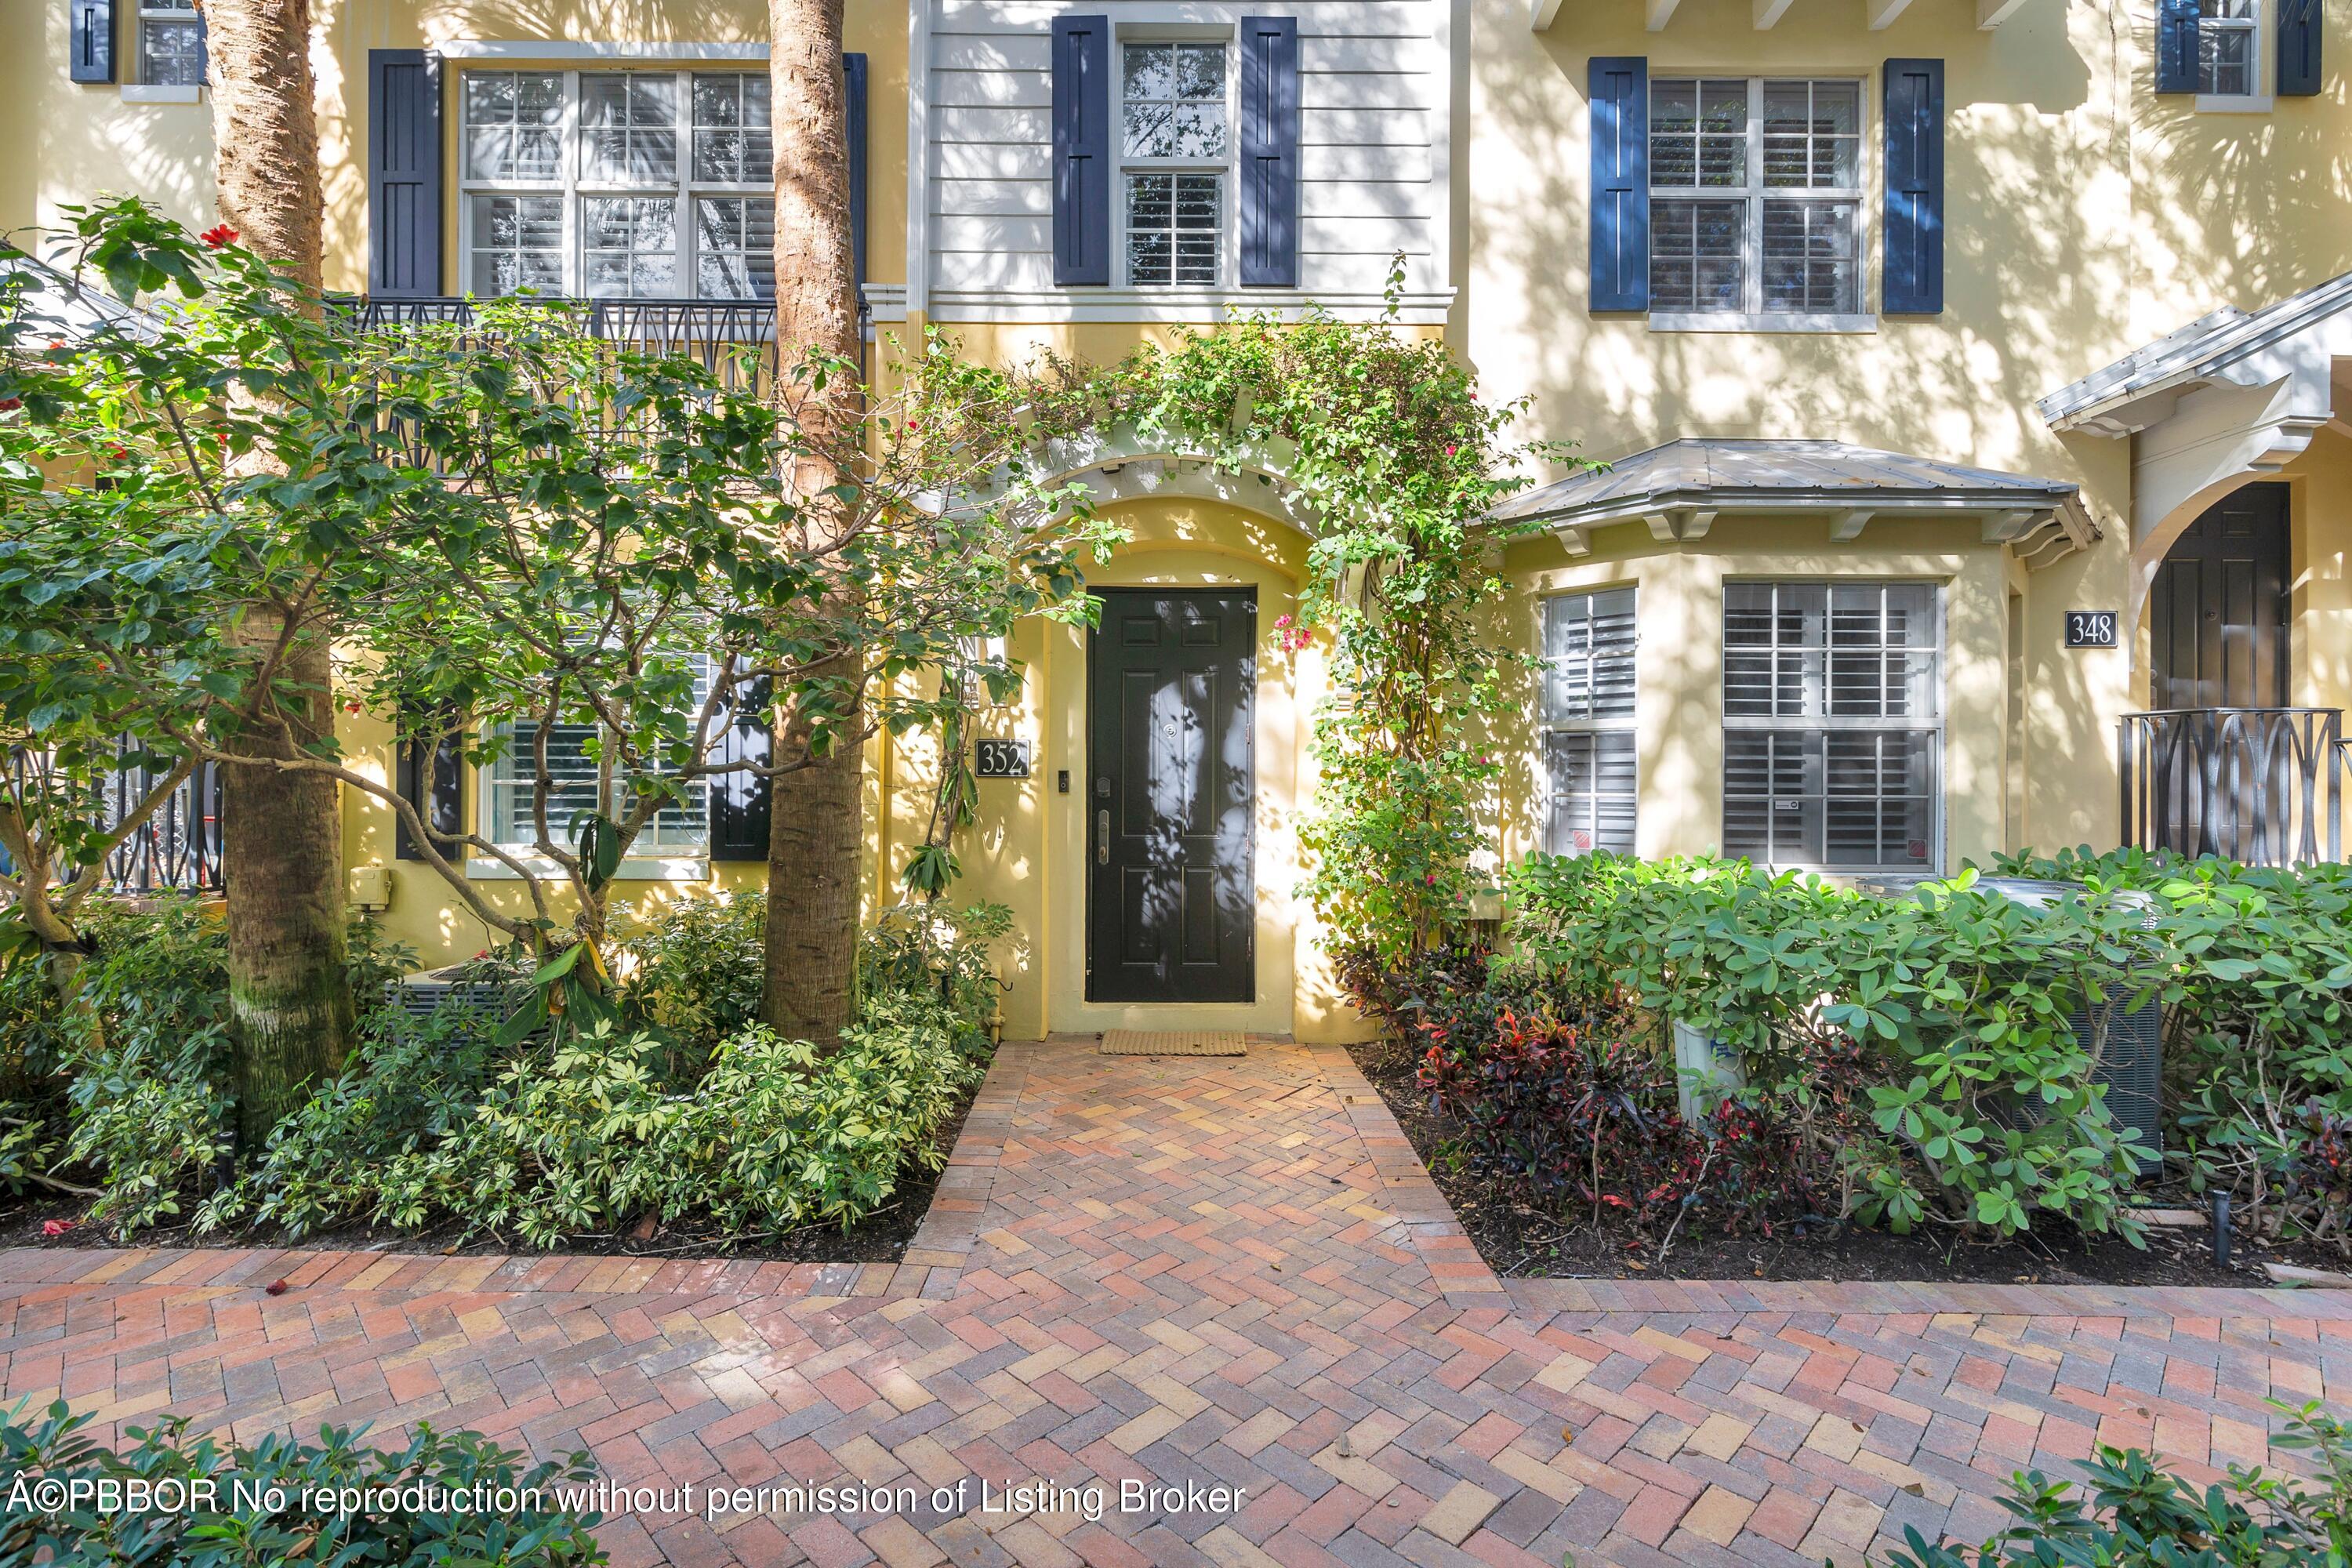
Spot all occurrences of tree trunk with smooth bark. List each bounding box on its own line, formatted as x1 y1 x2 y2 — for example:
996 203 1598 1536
205 0 352 1147
760 0 867 1047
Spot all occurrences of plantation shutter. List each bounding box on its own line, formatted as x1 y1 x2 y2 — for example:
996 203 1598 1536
1051 16 1112 286
1588 56 1648 313
2278 0 2322 95
68 0 114 83
709 677 773 862
844 52 871 288
1882 59 1944 315
1239 16 1300 288
368 49 444 298
394 709 466 862
2155 0 2200 91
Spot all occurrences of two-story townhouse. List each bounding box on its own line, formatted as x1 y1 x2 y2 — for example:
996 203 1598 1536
2 0 2346 1042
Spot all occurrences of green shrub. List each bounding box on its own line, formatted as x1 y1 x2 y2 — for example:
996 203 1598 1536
1994 845 2352 1243
615 891 766 1067
1504 853 2163 1242
1876 1400 2352 1567
859 900 1011 1054
0 1397 603 1566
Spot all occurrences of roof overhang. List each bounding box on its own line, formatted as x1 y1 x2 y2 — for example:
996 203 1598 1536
2038 270 2352 537
1493 438 2092 568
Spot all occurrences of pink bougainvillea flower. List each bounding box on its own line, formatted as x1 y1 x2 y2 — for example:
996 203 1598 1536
41 1219 74 1238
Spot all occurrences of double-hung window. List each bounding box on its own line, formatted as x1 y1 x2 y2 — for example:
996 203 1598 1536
1120 42 1231 286
1650 78 1864 325
2198 0 2261 96
1722 582 1940 871
1541 589 1639 856
460 69 775 300
138 0 201 86
484 655 715 858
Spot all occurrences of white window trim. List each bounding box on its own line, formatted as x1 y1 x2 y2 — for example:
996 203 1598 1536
1719 578 1947 876
456 65 775 301
1539 587 1640 858
1113 27 1239 291
1646 74 1871 333
136 0 201 91
2195 0 2270 108
464 855 710 882
472 736 717 863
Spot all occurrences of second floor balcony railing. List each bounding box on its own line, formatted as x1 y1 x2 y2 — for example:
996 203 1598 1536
337 296 795 397
2119 706 2344 869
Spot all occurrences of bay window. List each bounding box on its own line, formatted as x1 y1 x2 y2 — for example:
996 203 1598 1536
1541 589 1638 856
1722 582 1940 871
459 68 775 300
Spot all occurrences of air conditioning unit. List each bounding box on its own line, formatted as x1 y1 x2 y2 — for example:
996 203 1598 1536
2071 996 2164 1171
383 965 537 1036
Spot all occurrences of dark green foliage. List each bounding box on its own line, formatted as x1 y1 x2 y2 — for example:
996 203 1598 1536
1876 1401 2352 1567
0 1398 603 1567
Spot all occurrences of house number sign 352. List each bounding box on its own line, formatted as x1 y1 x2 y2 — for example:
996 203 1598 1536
974 739 1031 779
2065 610 2118 648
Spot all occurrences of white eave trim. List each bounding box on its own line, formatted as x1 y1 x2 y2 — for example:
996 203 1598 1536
1528 492 2091 569
428 39 769 60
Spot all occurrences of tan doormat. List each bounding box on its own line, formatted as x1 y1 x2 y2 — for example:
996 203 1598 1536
1099 1029 1247 1056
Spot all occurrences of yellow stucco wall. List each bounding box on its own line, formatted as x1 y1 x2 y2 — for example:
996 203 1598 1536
13 0 2352 1036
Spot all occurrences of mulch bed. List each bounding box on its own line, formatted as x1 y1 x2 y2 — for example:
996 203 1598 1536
0 1083 979 1267
1347 1038 2348 1289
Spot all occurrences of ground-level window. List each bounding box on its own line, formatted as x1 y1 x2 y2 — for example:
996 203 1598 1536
1541 588 1638 855
1722 581 1940 870
139 0 201 86
481 658 714 856
1649 77 1864 321
459 68 775 299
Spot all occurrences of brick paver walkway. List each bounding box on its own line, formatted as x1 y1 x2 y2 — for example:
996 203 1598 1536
2 1039 2347 1568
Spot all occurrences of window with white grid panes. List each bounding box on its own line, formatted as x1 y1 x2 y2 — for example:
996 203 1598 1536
1650 78 1864 321
1120 42 1230 286
485 655 715 855
1541 589 1639 857
139 0 201 85
1722 582 1941 870
459 69 775 300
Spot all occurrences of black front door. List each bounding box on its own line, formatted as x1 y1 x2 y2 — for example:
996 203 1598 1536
1086 590 1256 1004
2151 483 2290 710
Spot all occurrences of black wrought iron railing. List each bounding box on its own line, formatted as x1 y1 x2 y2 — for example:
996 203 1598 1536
336 296 793 396
2119 707 2344 867
101 754 223 892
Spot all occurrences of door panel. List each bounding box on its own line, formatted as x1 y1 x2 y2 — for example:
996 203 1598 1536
2151 485 2289 710
1087 590 1256 1004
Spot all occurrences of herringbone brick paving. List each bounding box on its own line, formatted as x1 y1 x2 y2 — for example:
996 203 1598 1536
1 1038 2347 1567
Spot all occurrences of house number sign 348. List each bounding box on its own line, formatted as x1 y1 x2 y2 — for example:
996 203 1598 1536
974 739 1031 778
2065 610 2118 648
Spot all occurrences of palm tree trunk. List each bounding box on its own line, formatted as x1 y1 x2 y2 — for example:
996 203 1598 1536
205 0 351 1147
760 0 866 1046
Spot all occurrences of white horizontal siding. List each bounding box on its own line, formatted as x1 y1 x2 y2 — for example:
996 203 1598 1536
922 0 1444 309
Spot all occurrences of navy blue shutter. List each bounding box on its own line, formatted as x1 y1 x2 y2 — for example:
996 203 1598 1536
709 677 772 861
1882 59 1944 315
394 708 466 862
368 50 443 298
1239 16 1300 288
844 53 871 288
2155 0 2200 90
1588 56 1648 313
2278 0 2321 94
1051 16 1112 286
69 0 113 83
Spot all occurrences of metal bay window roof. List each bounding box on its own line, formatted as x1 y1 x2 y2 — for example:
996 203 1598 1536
1492 437 2089 566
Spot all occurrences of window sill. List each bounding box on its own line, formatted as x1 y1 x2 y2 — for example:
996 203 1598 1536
2195 92 2274 112
121 84 201 103
1650 312 1875 334
464 855 710 882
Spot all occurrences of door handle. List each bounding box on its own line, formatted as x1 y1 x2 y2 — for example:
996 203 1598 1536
1097 808 1110 865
